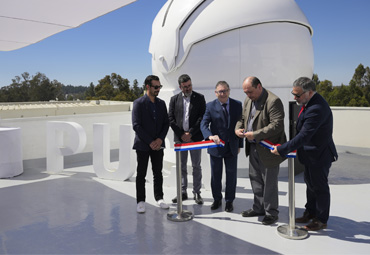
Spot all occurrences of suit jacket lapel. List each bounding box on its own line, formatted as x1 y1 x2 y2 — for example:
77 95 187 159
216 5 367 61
215 100 226 123
145 96 155 120
177 93 184 126
229 99 234 123
189 93 196 117
245 99 252 120
253 90 267 120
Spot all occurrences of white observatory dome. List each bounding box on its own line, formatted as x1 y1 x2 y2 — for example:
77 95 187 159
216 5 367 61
149 0 313 103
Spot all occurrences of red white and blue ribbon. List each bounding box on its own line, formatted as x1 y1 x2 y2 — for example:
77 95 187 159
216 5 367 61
259 139 296 158
174 140 225 152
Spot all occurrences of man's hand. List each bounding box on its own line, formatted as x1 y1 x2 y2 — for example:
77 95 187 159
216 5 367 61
150 138 163 151
181 132 192 142
271 145 280 155
209 135 220 144
244 131 254 141
235 129 245 138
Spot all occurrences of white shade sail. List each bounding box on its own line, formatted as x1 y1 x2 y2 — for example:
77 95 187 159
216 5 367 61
0 0 137 51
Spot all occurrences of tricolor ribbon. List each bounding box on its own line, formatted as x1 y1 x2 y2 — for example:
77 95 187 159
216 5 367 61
174 140 225 151
259 139 296 158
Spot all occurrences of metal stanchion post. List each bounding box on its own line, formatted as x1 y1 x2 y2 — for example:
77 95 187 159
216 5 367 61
277 157 308 239
167 150 194 222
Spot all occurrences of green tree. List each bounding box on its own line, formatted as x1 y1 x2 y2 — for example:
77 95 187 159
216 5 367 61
95 83 116 100
363 66 370 86
350 64 366 87
11 73 31 102
317 80 333 102
362 67 370 104
347 96 369 107
132 79 144 98
93 73 143 101
1 73 31 102
318 64 370 107
96 73 130 97
312 73 320 87
110 73 130 93
0 87 9 101
28 73 63 101
330 85 350 106
94 75 117 100
61 85 87 100
0 72 63 102
348 83 365 106
85 82 96 99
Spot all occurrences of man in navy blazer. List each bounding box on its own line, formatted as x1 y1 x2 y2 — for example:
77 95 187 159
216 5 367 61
201 81 243 212
169 74 206 204
272 77 338 231
132 75 170 214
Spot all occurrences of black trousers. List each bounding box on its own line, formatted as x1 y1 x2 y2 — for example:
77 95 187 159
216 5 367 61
136 149 164 203
304 149 332 224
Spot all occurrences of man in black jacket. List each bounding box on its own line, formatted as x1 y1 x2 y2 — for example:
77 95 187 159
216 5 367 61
272 77 338 231
169 74 206 204
132 75 170 213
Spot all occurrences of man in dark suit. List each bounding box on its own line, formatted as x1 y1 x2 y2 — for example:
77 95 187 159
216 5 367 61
132 75 170 214
235 76 286 225
169 74 206 204
201 81 243 212
272 77 338 231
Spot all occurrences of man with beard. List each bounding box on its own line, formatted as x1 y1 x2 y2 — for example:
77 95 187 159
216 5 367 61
271 77 338 231
169 74 206 204
132 75 170 213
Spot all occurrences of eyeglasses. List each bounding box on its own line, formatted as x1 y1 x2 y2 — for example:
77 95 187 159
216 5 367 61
216 89 229 94
291 90 307 98
181 84 192 89
151 85 163 89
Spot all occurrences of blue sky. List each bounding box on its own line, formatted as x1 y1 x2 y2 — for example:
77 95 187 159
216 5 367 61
296 0 370 85
1 0 369 88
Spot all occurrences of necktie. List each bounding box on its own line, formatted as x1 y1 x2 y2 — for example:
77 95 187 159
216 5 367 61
247 102 256 132
298 105 306 117
222 103 229 126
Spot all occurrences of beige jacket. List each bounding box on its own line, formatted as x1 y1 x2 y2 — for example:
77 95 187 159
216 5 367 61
235 89 287 167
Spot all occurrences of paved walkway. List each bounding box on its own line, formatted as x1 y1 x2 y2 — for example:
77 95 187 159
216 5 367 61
0 149 369 254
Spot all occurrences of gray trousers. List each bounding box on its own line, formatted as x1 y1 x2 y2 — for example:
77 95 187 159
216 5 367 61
180 149 202 194
249 143 279 216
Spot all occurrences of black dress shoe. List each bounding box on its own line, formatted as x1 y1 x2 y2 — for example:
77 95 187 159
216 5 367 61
225 202 234 212
241 209 265 217
262 215 278 225
194 193 204 205
172 193 188 203
211 200 222 210
295 210 315 223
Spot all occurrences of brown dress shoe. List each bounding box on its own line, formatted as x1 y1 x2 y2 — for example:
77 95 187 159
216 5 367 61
295 211 315 223
304 219 327 231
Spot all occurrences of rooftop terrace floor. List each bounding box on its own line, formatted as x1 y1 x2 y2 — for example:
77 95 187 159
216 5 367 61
0 148 369 254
